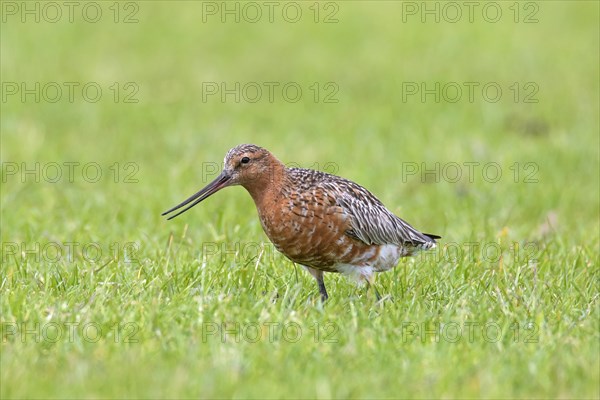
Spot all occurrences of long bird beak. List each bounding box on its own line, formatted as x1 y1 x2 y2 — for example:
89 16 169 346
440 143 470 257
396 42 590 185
162 172 231 220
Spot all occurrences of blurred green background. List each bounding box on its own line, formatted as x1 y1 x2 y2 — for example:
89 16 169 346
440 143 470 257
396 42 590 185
1 1 599 398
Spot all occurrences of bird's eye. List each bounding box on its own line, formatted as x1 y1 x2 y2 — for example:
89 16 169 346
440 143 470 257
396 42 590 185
241 157 250 164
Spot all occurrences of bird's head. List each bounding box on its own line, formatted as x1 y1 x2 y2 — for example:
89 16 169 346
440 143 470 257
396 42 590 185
162 144 284 220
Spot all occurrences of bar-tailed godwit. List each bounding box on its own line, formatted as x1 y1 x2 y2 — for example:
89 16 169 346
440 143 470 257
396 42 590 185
163 144 440 301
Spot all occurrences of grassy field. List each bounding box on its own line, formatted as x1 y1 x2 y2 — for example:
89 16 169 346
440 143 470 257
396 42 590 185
1 1 599 398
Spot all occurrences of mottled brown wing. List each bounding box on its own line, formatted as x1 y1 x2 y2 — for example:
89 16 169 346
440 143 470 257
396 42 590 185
285 168 436 250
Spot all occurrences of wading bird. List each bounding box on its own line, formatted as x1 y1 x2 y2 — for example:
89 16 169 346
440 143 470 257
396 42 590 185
163 144 440 301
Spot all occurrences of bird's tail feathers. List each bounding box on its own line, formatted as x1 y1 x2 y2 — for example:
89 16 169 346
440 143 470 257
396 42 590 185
417 233 440 250
424 233 441 241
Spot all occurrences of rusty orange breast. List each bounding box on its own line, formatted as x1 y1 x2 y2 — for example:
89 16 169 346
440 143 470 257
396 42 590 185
245 173 380 271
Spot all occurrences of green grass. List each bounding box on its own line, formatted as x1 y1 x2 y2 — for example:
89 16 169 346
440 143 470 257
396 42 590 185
1 1 599 398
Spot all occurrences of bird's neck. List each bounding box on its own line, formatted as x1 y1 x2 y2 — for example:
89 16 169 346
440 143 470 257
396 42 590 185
242 161 288 208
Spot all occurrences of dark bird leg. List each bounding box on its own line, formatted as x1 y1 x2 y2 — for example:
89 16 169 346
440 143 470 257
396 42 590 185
317 276 329 302
304 266 328 302
365 276 382 301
